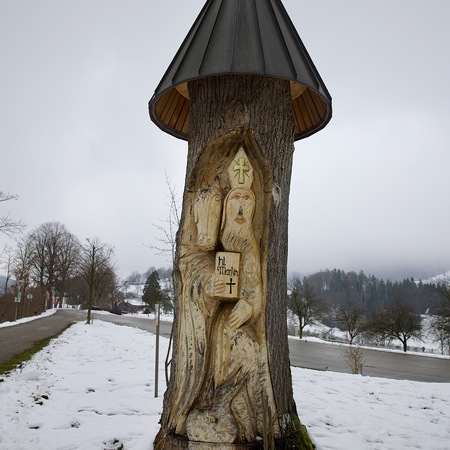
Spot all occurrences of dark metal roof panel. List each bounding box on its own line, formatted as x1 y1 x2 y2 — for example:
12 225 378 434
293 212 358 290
149 0 332 141
267 0 316 85
270 0 330 97
199 0 238 74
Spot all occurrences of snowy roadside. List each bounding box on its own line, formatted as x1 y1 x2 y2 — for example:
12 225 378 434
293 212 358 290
289 317 450 358
0 308 57 328
92 309 174 323
0 320 164 450
0 320 449 450
290 334 450 360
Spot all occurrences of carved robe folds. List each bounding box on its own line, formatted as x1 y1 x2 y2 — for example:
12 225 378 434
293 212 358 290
167 145 278 445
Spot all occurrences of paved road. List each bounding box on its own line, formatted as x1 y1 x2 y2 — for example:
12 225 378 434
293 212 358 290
90 310 173 338
1 310 449 383
0 309 173 366
288 338 450 383
0 309 85 363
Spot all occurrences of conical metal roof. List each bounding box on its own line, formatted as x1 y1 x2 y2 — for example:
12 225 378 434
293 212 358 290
149 0 332 141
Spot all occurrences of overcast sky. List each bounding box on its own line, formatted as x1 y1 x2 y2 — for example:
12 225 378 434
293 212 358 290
1 0 450 281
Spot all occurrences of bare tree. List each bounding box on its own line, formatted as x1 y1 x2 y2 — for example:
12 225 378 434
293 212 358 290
0 244 14 295
129 271 142 283
429 315 450 355
146 173 180 265
342 345 368 374
367 301 422 352
429 284 450 354
289 274 328 339
26 222 80 308
335 306 366 344
55 230 81 307
12 238 33 292
146 175 180 382
78 237 114 324
93 266 119 309
0 191 25 237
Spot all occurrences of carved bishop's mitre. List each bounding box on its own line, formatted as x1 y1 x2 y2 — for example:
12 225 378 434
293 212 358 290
148 0 332 142
228 148 254 190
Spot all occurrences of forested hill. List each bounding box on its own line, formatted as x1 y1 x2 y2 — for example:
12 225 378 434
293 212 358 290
294 269 447 318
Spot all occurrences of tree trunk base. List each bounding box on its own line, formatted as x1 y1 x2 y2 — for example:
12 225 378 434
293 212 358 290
154 429 314 450
155 434 263 450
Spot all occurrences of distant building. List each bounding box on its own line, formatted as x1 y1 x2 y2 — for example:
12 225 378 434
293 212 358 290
115 298 146 314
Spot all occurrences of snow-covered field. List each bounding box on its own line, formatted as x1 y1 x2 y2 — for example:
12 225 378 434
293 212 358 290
1 320 449 449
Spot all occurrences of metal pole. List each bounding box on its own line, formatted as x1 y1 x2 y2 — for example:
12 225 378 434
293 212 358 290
14 296 19 321
154 303 160 397
14 280 24 321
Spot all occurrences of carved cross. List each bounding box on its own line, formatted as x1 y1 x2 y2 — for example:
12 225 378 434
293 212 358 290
233 157 250 184
226 277 237 295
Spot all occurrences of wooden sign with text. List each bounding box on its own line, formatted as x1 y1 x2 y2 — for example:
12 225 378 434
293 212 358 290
215 252 240 299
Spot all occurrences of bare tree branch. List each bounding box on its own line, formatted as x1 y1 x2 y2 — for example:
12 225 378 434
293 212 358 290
78 237 115 324
0 244 14 295
0 191 25 237
145 173 181 265
289 273 328 339
0 191 18 203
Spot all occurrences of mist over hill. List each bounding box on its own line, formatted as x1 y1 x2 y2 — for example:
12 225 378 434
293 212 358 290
359 267 449 283
293 265 450 283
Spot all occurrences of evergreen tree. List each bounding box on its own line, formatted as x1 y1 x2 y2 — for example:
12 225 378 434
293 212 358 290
142 270 164 312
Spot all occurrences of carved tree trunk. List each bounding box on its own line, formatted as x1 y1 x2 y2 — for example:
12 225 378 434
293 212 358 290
155 75 312 449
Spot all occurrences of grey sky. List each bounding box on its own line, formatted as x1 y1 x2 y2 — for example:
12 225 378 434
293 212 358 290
1 0 449 281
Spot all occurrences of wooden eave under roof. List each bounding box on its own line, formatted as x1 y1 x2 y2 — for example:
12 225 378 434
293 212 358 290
149 0 332 142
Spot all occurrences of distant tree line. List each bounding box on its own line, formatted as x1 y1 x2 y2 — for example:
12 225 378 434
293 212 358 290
288 269 450 354
0 221 116 324
1 190 175 321
302 269 442 317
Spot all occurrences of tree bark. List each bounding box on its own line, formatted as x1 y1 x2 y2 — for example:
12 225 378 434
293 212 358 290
155 75 312 449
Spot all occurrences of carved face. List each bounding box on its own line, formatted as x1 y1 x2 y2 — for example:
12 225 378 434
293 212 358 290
220 188 256 254
194 186 222 251
224 188 255 226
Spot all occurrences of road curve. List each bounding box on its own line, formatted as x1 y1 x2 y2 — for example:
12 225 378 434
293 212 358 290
0 309 85 364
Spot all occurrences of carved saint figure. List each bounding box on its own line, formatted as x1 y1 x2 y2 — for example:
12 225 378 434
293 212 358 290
168 148 266 444
168 184 223 436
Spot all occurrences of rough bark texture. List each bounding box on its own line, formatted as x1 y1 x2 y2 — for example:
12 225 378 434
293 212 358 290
155 75 311 449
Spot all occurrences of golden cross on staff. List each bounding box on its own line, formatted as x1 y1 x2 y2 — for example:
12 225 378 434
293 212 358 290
233 157 250 184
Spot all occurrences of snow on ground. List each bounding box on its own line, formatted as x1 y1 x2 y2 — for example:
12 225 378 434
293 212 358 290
294 368 450 450
0 321 164 450
1 321 449 450
93 309 174 323
0 308 57 328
